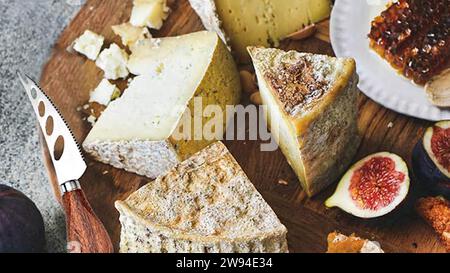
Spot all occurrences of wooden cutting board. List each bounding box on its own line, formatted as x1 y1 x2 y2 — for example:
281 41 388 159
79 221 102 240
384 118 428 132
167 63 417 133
39 0 445 253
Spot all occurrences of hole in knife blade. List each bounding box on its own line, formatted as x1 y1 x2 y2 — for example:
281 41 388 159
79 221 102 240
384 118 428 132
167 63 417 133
38 101 45 117
53 135 64 161
46 116 54 136
30 87 37 99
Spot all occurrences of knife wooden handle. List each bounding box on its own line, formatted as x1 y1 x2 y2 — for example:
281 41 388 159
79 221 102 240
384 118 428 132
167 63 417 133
62 189 114 253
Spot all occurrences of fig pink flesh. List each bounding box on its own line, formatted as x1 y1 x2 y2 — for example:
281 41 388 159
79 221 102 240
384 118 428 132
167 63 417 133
349 157 405 210
431 126 450 173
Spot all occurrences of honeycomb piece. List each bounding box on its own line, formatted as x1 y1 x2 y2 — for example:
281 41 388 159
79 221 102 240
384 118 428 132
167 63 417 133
368 0 449 85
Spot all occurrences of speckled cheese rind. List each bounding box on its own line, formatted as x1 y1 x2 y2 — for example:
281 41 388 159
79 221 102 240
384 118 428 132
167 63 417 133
188 0 229 45
249 47 360 197
115 142 288 253
83 139 179 179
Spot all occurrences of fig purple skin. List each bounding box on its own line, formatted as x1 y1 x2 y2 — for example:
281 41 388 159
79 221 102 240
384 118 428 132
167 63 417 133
0 184 46 253
412 141 450 199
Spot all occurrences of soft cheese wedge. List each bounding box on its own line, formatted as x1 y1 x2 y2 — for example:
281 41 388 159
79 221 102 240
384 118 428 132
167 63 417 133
189 0 331 62
83 31 241 179
249 47 360 197
115 141 288 253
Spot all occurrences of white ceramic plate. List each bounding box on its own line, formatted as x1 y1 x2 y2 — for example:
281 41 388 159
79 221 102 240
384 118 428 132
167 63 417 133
330 0 450 121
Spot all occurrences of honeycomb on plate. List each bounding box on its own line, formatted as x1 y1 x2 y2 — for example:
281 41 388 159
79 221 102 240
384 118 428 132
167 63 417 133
368 0 450 85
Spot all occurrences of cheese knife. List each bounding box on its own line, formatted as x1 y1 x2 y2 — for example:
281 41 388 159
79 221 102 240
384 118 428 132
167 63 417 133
18 72 113 253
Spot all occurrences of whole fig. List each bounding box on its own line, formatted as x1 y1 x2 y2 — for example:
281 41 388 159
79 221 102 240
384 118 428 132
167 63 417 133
0 184 46 252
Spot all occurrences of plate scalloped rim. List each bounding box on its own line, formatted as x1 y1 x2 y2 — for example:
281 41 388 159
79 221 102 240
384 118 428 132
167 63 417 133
330 0 450 121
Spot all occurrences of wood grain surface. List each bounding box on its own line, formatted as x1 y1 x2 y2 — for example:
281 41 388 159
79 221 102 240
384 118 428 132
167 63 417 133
39 0 445 253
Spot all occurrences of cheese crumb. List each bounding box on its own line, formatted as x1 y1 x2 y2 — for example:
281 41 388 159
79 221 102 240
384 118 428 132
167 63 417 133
277 179 289 186
87 115 97 126
90 79 120 106
130 0 170 30
96 43 129 80
387 122 394 128
361 240 384 253
112 23 152 47
72 30 104 61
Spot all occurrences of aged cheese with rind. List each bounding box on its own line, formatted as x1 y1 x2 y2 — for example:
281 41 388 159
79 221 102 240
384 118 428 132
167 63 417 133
189 0 331 62
249 47 360 197
116 141 288 253
83 31 241 179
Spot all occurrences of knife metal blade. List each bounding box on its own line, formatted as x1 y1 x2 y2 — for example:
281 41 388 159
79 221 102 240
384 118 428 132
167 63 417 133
18 71 87 187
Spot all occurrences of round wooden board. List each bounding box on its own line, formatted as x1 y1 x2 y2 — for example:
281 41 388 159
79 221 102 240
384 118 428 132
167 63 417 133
39 0 445 252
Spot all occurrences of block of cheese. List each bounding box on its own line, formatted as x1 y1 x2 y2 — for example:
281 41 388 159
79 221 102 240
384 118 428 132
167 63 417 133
112 23 151 47
72 30 104 60
115 141 288 253
130 0 170 30
248 47 360 197
95 43 129 80
189 0 331 62
89 79 120 106
83 31 241 179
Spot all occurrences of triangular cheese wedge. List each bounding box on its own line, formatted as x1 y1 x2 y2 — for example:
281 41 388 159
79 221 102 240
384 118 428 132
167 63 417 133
189 0 331 62
248 47 360 197
116 142 288 253
83 31 241 179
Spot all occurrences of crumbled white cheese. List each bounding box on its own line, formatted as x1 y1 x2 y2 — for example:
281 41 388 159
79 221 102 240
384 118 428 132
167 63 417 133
130 0 170 30
87 115 97 126
112 23 152 47
360 240 384 253
89 79 120 106
387 122 394 128
96 43 129 80
72 30 104 60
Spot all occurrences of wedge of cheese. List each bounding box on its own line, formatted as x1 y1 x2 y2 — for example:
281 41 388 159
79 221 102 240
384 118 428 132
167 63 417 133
116 141 288 253
83 31 241 179
189 0 331 62
249 47 360 197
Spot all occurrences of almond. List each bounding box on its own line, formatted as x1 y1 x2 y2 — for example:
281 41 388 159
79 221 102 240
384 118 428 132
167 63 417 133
239 70 258 94
250 92 262 105
285 24 317 41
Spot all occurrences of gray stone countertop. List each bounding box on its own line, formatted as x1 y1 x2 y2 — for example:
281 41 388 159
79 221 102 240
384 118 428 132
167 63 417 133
0 0 86 253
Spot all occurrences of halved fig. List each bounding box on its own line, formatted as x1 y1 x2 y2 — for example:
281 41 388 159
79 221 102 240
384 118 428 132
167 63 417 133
412 121 450 198
325 152 410 218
